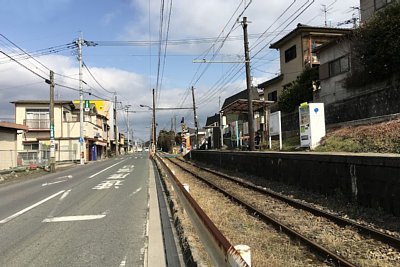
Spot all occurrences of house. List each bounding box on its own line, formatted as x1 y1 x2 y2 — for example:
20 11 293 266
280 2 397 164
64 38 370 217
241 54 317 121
313 35 353 105
360 0 395 22
0 122 28 170
220 88 272 149
204 113 221 149
313 0 400 125
12 100 112 165
258 24 352 111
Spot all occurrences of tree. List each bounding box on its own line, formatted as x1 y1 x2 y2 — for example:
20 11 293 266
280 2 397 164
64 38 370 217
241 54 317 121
157 130 176 152
278 66 318 113
347 2 400 87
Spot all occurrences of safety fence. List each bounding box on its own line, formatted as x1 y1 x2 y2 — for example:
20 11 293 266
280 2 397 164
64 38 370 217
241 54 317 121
0 149 77 171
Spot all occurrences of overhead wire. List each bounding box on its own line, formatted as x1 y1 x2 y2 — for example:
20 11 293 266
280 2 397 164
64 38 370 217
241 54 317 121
196 0 316 106
189 1 254 106
176 0 249 111
155 0 166 103
82 61 115 94
157 0 173 106
0 50 48 81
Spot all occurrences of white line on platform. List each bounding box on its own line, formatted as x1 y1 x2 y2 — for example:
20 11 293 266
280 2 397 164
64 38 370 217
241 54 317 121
42 180 67 186
0 190 65 224
88 160 125 178
42 214 106 222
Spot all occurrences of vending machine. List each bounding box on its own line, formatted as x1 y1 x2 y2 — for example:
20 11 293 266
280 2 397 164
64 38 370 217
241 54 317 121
298 102 325 149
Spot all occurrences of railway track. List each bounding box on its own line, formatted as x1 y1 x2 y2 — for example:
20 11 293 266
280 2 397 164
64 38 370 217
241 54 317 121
163 155 400 267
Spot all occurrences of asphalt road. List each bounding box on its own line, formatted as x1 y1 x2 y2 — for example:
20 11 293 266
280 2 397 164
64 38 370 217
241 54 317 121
0 154 149 266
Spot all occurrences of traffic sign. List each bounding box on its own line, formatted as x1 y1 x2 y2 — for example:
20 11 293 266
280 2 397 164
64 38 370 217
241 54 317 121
84 100 90 112
50 125 54 138
79 137 84 143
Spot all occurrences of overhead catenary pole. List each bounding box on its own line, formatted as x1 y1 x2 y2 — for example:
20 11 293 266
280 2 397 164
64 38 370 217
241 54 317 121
77 34 85 164
49 70 55 172
174 115 177 134
114 93 119 156
152 88 156 153
126 105 131 154
219 96 224 149
242 17 255 151
191 86 198 149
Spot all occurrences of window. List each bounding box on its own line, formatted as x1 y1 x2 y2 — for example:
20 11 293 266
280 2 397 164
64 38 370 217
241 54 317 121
329 55 350 77
375 0 393 10
23 143 39 150
285 45 297 63
25 109 50 129
267 91 278 102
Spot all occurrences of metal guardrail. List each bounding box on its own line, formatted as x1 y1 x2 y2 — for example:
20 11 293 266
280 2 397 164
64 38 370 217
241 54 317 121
154 153 249 267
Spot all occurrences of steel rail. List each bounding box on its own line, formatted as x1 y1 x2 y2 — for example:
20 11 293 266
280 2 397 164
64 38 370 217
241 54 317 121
176 157 400 251
169 157 357 267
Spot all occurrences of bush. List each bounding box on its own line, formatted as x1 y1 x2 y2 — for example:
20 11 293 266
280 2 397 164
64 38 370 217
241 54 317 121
278 67 318 112
346 2 400 87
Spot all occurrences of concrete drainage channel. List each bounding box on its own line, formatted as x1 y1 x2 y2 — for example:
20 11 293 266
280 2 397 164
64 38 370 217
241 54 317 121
153 154 250 267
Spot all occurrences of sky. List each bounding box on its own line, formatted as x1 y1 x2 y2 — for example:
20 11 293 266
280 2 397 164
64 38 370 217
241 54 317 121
0 0 359 141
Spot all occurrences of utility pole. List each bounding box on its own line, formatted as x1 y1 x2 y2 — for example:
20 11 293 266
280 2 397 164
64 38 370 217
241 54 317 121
322 4 327 27
174 115 177 134
77 35 85 164
125 105 131 154
152 88 156 153
114 93 119 156
49 70 56 172
191 86 198 149
242 17 255 151
219 96 224 149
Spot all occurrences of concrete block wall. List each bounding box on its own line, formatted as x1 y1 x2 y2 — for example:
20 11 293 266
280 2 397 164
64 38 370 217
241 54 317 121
187 150 400 216
277 85 400 135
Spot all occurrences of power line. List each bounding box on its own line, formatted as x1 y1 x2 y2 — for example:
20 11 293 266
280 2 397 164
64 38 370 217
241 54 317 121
82 61 115 94
196 0 316 107
0 50 48 81
157 0 173 106
177 0 251 110
0 33 50 73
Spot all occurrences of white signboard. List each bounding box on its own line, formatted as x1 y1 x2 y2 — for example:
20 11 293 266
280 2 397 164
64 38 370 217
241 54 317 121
268 111 282 150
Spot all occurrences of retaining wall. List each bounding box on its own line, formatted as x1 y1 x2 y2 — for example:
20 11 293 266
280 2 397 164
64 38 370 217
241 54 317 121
186 150 400 216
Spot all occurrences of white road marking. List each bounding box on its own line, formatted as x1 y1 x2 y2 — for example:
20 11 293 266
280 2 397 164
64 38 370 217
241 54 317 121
0 190 65 224
107 173 129 179
129 187 142 197
42 214 106 222
42 180 67 186
55 175 73 180
88 160 125 178
119 256 127 267
59 189 71 200
92 180 124 190
47 189 72 218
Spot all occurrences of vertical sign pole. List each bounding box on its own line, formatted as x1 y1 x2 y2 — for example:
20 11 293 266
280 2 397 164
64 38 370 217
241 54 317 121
49 70 56 172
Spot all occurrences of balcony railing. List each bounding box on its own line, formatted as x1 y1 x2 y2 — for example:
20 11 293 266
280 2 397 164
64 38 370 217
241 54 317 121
24 119 50 129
